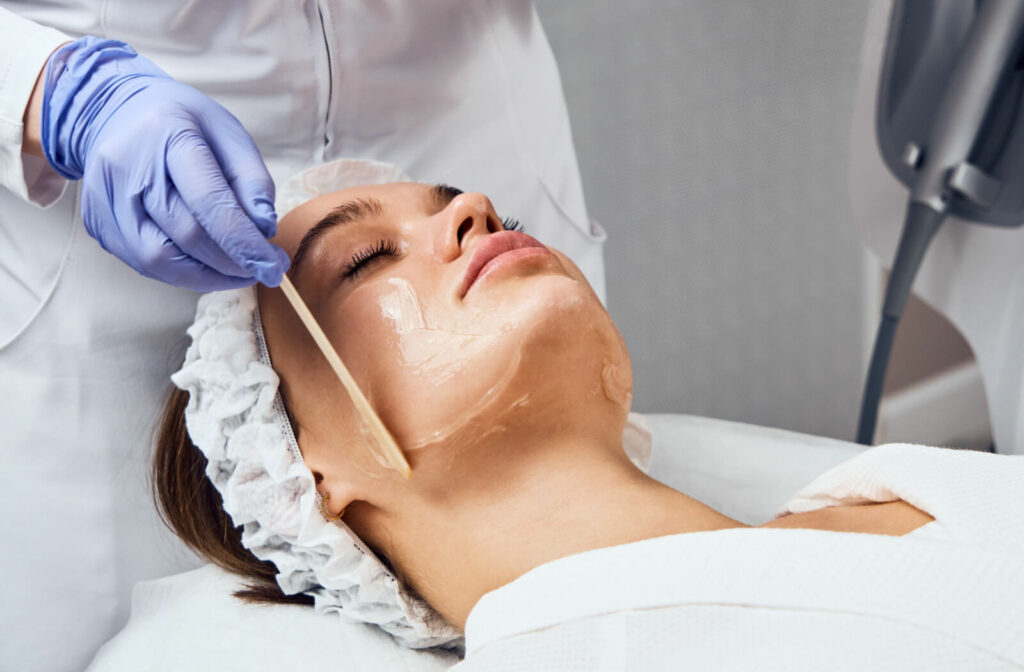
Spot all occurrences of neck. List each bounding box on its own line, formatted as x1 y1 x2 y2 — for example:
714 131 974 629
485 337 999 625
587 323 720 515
385 432 748 630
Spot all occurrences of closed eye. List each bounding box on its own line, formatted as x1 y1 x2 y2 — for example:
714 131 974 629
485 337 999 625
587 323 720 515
342 239 399 280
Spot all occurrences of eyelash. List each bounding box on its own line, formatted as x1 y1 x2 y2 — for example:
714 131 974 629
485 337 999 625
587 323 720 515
343 239 399 279
342 217 526 280
501 217 523 232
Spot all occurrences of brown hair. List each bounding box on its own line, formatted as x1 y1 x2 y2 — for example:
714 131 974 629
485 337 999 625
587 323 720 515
152 386 313 606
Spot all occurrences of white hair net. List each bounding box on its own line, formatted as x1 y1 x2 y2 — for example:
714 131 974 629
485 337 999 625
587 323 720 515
169 158 652 652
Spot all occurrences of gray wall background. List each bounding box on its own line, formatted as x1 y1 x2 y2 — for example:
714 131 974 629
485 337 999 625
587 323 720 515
536 1 872 440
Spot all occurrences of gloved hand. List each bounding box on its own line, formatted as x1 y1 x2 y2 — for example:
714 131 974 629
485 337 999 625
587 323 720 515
40 36 288 290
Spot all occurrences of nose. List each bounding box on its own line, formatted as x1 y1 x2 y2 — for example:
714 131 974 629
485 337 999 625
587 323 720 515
435 193 503 261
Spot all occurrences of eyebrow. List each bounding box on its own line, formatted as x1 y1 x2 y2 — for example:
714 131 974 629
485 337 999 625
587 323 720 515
289 184 463 282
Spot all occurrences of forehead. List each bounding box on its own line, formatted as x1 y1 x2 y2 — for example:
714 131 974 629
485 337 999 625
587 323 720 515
274 182 433 257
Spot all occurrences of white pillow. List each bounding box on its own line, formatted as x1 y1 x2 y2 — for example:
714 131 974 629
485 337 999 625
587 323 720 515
86 564 461 672
644 413 868 525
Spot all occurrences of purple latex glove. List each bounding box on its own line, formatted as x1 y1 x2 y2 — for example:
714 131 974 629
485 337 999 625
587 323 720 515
40 37 289 290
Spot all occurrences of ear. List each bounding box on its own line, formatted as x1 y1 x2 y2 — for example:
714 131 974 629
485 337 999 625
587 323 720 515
297 419 363 519
311 467 361 519
299 425 387 523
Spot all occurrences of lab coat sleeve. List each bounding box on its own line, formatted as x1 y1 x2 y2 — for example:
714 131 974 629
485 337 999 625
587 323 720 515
0 7 70 206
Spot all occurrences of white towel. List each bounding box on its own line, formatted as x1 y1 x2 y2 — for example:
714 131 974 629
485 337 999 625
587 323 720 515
454 444 1024 671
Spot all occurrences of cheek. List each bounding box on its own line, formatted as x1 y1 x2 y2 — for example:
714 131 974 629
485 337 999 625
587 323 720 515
328 278 522 448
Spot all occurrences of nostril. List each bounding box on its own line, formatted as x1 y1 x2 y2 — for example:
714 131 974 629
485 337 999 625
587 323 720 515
456 218 473 246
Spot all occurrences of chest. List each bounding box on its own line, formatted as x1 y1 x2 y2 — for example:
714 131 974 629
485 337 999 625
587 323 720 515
760 500 936 536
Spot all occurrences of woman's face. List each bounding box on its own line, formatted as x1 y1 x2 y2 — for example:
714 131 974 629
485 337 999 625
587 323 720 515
258 182 632 494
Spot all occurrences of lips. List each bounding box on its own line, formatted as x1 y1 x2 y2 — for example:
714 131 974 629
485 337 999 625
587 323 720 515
459 231 549 298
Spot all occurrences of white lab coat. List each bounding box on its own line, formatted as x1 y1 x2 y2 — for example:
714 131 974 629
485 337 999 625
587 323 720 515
0 3 605 670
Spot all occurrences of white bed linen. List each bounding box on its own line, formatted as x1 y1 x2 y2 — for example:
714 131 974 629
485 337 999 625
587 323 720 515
87 564 460 672
454 443 1024 670
455 530 1021 671
904 518 954 542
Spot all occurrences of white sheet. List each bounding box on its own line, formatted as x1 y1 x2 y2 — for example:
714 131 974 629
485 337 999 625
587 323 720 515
87 564 460 672
456 529 1023 671
455 443 1024 670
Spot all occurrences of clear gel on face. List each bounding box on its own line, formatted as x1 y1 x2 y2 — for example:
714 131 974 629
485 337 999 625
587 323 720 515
372 277 529 451
356 273 632 467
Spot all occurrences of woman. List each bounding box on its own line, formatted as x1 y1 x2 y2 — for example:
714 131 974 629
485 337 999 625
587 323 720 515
157 162 1024 670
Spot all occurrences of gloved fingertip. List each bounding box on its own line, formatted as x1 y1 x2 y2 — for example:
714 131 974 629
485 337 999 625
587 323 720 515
253 199 278 238
257 199 276 220
275 246 291 272
258 267 284 288
244 245 290 286
252 253 289 287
